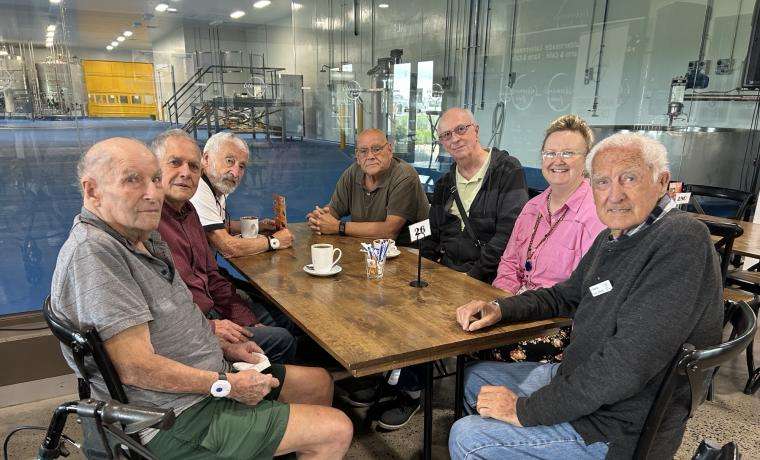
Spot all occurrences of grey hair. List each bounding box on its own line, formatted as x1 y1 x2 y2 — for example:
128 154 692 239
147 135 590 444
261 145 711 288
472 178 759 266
203 131 249 157
150 129 198 160
586 132 669 182
440 107 478 127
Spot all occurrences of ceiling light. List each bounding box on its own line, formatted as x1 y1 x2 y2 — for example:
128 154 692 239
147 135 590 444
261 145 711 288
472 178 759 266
106 45 113 50
49 0 61 4
123 30 133 37
230 10 245 19
253 0 271 9
46 25 57 32
167 7 177 12
291 2 303 10
155 3 169 12
117 36 125 42
111 41 119 47
378 3 389 8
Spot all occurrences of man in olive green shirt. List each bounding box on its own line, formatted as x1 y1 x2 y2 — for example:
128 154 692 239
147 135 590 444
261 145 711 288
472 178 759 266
307 128 429 245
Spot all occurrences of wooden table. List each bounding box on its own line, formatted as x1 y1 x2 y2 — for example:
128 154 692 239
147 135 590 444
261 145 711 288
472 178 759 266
690 213 760 258
228 223 570 458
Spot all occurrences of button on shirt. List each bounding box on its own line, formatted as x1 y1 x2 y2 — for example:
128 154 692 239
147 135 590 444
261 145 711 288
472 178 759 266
449 149 491 229
158 202 257 328
492 180 606 294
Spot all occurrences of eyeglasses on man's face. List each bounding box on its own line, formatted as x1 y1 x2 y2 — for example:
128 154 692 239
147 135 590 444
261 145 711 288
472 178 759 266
356 143 389 158
541 150 582 160
437 123 474 142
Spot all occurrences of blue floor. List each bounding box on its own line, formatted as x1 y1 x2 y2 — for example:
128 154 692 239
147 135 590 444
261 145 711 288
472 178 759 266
0 119 547 315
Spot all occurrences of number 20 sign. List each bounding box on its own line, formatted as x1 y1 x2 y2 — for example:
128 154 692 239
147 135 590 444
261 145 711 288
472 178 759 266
409 219 431 242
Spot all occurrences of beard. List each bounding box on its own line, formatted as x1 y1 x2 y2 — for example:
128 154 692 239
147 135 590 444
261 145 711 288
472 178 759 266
207 171 239 195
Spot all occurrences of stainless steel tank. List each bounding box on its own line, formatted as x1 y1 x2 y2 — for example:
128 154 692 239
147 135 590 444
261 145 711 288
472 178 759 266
591 125 754 191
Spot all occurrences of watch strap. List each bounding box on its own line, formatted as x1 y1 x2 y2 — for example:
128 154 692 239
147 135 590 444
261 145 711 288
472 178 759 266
339 221 346 236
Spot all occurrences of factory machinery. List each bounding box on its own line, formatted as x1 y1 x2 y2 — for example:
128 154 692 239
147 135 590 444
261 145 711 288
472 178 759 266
0 43 86 119
163 51 305 143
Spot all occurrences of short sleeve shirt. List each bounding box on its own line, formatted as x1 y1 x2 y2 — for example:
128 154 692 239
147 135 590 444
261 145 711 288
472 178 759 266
190 175 228 231
328 157 430 242
449 149 491 229
50 208 226 437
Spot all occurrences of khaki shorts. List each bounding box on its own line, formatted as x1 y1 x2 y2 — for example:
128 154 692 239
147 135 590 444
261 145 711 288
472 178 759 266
146 364 289 459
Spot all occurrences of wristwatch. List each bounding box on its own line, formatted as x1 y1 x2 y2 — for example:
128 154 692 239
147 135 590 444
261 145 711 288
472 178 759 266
267 236 281 250
210 372 231 398
338 221 347 236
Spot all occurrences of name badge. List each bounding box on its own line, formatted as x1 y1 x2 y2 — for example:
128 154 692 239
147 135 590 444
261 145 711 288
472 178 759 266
589 280 613 297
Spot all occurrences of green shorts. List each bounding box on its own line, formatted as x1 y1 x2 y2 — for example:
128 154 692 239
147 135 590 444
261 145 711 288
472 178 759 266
146 364 289 459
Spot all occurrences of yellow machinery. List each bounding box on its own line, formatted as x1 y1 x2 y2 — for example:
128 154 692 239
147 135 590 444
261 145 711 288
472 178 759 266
83 60 157 118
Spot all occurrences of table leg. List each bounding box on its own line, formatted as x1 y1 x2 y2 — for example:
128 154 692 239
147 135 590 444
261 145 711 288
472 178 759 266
454 354 465 420
746 368 760 395
423 361 433 460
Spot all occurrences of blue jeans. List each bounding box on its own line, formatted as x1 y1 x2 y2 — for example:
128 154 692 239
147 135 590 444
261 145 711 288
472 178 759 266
449 361 608 460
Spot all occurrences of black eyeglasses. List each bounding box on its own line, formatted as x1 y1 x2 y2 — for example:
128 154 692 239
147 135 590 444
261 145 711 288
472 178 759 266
437 124 473 142
356 143 388 158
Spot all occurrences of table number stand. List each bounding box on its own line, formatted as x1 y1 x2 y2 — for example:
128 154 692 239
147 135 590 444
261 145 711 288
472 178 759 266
408 219 431 288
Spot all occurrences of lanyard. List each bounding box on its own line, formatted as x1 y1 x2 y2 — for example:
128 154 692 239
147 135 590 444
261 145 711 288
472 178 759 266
524 191 569 272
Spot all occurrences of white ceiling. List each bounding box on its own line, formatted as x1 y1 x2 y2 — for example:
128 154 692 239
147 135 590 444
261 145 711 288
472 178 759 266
0 0 294 51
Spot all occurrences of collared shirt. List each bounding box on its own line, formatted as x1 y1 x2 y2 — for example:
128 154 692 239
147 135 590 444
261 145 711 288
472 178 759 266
328 156 430 244
492 180 606 294
51 207 224 443
158 202 257 327
449 149 492 229
190 174 228 231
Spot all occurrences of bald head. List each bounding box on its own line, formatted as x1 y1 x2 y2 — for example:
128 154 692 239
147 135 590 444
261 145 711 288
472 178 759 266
357 128 388 145
79 137 163 243
439 107 477 127
78 137 153 190
436 107 483 160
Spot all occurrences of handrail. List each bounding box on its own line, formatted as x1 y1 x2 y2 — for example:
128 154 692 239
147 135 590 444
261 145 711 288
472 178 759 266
161 66 210 110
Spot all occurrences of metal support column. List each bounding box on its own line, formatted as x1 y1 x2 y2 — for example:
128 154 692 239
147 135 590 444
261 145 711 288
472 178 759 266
454 355 466 420
423 361 433 460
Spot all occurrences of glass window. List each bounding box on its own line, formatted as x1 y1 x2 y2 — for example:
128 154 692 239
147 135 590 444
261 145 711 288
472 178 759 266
144 94 154 105
132 95 141 104
95 94 106 104
107 95 116 104
119 95 128 104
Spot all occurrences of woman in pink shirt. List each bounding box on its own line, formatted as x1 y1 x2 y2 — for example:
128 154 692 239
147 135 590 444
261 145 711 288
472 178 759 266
492 114 606 362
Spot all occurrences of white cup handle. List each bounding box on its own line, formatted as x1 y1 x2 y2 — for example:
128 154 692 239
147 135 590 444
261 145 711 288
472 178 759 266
332 248 342 267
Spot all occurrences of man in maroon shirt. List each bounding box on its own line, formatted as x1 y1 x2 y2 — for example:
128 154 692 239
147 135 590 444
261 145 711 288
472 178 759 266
152 129 296 363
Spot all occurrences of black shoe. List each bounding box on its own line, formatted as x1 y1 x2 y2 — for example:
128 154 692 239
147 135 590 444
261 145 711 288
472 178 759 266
376 392 421 430
345 383 381 407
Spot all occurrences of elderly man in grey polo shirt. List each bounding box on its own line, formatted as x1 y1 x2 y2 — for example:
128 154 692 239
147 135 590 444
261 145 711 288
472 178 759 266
306 128 429 245
51 137 352 458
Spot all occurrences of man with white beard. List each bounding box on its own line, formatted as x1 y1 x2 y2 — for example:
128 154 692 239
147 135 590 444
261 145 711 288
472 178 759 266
191 132 293 257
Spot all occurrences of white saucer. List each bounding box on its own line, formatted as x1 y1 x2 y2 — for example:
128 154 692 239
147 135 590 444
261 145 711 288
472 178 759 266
303 264 342 277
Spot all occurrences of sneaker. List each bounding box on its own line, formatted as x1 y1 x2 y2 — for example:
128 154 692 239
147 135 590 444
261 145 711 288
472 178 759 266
376 392 421 430
344 383 381 407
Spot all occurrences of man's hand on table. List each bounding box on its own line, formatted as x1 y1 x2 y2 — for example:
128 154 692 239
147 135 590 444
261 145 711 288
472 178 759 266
272 228 294 248
259 218 278 233
476 385 522 426
456 300 502 332
307 206 339 235
221 338 264 361
213 319 253 343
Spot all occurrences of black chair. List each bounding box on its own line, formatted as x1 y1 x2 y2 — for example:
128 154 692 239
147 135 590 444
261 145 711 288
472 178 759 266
633 300 757 460
700 220 743 286
684 184 755 221
43 296 129 403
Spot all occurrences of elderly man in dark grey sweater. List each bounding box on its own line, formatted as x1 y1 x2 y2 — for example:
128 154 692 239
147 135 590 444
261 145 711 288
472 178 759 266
450 132 722 459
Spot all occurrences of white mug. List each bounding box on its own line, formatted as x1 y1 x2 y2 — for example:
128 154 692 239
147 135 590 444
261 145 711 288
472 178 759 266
311 243 342 273
240 216 259 238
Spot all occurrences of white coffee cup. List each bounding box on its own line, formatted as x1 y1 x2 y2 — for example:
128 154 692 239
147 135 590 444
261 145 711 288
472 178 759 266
240 216 259 238
311 243 342 273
